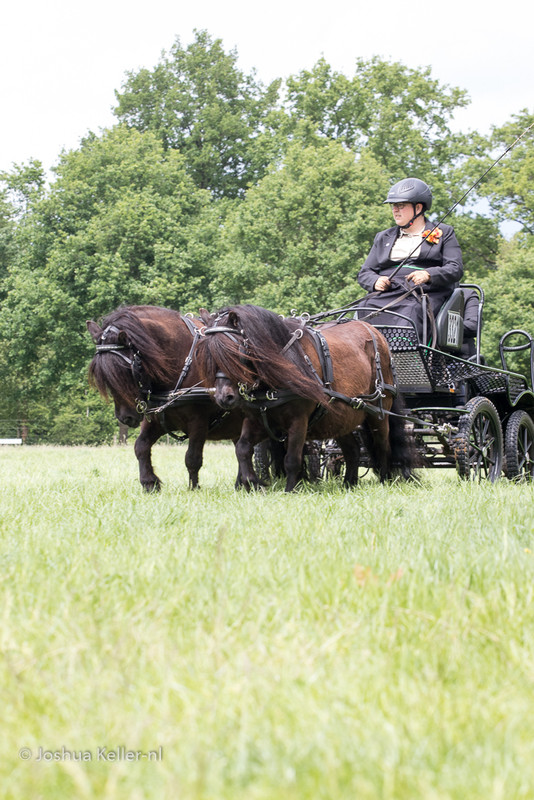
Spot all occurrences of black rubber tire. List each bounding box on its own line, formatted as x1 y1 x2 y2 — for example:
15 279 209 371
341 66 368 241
253 441 274 483
453 396 503 482
504 410 534 481
303 441 322 482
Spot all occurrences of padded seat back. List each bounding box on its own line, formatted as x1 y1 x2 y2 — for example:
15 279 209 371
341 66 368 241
434 288 465 351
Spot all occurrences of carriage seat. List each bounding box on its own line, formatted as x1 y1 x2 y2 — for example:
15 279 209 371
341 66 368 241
434 285 483 361
433 288 465 351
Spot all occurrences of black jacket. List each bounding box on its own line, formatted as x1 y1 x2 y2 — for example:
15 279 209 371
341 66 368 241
357 220 464 314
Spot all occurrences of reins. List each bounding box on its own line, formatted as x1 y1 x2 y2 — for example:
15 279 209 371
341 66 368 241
204 316 398 436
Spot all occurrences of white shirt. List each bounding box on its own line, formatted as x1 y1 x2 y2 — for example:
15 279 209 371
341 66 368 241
390 227 424 262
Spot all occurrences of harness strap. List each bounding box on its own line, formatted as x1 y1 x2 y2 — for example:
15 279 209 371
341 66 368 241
357 286 418 321
157 404 231 442
281 327 304 353
234 318 399 423
307 328 334 386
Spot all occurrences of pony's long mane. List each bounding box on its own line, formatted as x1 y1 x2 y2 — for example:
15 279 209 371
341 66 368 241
88 306 192 404
198 305 327 406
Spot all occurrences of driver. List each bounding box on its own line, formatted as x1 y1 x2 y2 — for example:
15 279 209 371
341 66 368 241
356 178 464 338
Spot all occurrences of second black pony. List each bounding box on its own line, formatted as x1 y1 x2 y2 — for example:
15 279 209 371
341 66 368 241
198 304 415 491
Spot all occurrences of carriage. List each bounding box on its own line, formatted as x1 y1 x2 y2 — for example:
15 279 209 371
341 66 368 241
87 284 534 491
275 283 534 483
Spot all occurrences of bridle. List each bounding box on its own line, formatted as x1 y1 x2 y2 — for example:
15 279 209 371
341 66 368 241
201 321 264 395
93 315 203 413
95 324 148 391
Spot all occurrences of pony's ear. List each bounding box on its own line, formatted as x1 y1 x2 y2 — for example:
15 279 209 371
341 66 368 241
199 308 212 324
118 331 129 346
86 320 102 342
227 310 239 329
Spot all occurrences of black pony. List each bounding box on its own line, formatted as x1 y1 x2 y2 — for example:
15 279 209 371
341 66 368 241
198 304 415 491
87 305 244 490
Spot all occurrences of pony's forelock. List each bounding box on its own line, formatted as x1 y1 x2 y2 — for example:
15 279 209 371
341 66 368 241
201 305 327 404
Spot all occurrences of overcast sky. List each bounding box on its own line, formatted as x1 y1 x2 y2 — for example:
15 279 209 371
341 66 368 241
2 0 533 176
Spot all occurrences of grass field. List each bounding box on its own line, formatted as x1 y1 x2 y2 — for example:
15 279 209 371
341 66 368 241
2 442 534 799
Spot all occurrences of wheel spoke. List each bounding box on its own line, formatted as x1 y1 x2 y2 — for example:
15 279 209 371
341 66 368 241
504 411 534 481
518 429 534 474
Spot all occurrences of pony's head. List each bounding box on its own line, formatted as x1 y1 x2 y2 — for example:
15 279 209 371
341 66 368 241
197 304 327 410
87 306 185 427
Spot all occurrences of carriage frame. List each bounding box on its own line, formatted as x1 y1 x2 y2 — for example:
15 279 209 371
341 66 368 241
256 283 534 483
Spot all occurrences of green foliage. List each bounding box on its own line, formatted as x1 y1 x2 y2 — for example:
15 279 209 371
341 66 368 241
0 158 45 216
0 126 222 423
480 234 534 374
211 142 391 313
114 29 283 198
0 31 532 442
449 213 501 280
285 57 470 186
481 111 534 233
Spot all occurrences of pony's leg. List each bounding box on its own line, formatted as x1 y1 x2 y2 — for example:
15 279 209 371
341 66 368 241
183 417 209 489
336 432 361 486
360 417 393 482
235 418 267 490
134 419 164 492
283 416 308 492
233 437 245 488
388 395 416 479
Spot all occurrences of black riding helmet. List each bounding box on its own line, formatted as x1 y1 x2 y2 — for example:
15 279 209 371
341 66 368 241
384 178 432 228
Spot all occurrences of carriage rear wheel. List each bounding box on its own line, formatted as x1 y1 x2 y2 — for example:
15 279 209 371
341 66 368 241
303 441 322 482
253 440 285 483
504 410 534 481
453 396 503 482
253 440 322 483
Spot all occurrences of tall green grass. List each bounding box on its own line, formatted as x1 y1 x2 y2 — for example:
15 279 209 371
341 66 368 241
1 443 534 799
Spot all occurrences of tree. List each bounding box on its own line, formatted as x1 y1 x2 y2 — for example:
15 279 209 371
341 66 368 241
283 57 502 278
114 30 283 198
0 126 223 434
285 57 470 183
480 235 534 375
210 140 392 313
478 111 534 234
466 111 534 368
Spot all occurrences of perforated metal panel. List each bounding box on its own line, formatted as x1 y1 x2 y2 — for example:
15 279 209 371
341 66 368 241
375 324 530 403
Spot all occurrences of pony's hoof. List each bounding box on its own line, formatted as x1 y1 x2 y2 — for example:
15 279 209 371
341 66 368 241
142 479 162 493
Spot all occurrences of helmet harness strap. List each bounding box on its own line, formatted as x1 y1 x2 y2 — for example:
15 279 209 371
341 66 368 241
400 203 424 229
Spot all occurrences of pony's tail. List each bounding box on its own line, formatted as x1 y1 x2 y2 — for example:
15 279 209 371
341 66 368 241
388 394 418 479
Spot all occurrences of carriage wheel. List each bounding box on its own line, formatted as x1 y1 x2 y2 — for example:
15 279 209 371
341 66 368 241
453 396 503 482
321 439 344 479
504 410 534 481
303 441 322 482
253 441 275 483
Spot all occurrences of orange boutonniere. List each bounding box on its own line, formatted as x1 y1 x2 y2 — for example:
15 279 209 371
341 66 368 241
422 227 443 244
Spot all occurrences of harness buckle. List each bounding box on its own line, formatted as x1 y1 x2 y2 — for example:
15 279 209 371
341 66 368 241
238 382 255 401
